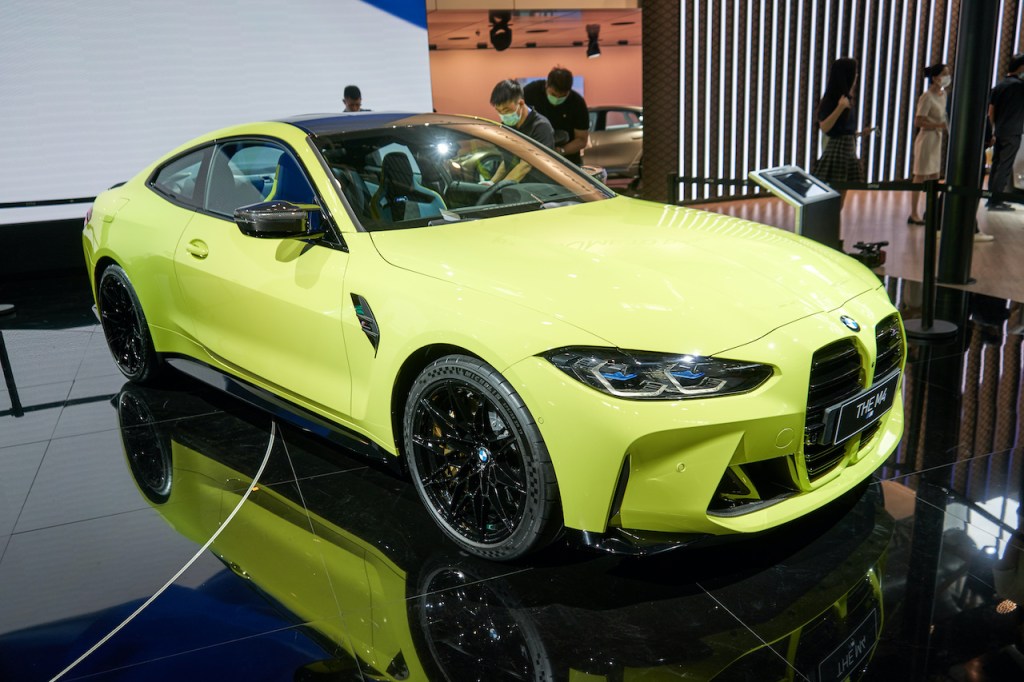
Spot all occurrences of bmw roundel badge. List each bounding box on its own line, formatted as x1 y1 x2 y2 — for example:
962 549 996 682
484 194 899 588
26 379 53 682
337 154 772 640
840 315 861 332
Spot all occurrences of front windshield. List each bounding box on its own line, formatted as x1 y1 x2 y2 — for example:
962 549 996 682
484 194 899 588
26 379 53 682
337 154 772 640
314 122 614 231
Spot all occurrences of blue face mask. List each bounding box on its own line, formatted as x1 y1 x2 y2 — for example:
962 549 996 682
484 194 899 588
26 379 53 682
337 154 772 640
547 93 568 106
500 110 521 126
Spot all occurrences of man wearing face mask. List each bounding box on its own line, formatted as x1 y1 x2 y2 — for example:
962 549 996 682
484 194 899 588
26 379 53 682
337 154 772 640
491 80 554 146
488 79 555 183
986 53 1024 211
524 67 590 164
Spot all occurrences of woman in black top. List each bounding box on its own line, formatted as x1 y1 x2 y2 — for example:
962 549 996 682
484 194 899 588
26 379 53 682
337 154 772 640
814 58 868 206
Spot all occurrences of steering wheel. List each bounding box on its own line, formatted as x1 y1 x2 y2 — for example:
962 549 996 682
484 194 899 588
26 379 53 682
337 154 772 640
475 179 515 206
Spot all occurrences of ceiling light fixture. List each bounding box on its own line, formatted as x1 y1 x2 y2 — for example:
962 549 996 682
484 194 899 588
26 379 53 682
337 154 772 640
586 24 601 58
489 10 512 52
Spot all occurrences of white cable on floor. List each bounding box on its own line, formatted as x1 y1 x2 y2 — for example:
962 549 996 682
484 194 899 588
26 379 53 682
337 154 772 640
49 421 279 682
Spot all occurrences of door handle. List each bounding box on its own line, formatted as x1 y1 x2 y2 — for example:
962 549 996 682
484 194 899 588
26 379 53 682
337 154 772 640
185 239 209 259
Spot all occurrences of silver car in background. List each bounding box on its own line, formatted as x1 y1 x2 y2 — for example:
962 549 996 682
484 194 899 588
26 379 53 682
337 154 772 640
584 105 643 182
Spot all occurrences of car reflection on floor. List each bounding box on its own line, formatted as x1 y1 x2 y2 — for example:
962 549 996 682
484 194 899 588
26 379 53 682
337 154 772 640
76 380 896 682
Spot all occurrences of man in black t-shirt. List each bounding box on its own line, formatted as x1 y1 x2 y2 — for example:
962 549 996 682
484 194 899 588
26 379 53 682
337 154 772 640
489 79 555 183
491 79 555 147
523 67 590 165
987 54 1024 210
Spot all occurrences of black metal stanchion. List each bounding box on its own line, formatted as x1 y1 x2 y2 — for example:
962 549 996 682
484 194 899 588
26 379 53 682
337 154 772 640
0 303 24 417
904 180 958 341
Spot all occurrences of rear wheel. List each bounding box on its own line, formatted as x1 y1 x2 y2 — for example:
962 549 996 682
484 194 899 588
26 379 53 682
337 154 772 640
98 264 161 383
403 355 560 560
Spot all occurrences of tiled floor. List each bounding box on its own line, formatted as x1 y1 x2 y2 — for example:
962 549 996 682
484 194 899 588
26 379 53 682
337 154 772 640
1 273 1023 681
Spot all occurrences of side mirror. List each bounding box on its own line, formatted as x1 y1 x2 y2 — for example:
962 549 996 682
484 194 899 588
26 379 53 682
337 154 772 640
234 201 324 239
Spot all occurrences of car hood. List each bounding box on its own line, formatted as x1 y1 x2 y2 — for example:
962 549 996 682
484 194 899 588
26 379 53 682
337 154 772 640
369 197 880 355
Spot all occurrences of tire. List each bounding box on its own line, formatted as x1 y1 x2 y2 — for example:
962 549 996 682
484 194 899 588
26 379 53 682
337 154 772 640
116 387 173 504
403 355 560 560
413 560 554 681
98 264 162 383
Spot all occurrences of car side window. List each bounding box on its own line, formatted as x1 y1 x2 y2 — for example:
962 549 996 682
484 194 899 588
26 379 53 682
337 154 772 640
205 141 319 221
606 110 641 130
150 148 206 206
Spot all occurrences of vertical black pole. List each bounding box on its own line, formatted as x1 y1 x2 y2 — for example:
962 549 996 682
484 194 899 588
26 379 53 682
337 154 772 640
922 180 937 328
0 331 23 417
938 0 999 284
904 181 958 340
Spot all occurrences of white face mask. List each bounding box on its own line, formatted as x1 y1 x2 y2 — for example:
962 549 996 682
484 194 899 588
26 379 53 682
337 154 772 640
937 75 951 88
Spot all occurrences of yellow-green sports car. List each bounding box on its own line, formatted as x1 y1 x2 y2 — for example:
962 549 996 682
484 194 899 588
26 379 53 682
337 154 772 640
83 113 905 560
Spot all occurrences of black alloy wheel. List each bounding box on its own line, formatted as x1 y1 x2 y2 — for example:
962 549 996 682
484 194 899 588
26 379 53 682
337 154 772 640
117 388 173 504
416 564 553 681
404 355 560 560
98 264 161 383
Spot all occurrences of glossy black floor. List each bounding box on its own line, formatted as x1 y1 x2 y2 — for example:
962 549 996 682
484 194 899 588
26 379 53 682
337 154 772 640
2 273 1023 682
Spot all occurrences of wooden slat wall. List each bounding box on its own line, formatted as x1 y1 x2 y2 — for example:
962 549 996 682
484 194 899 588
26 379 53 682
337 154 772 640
673 0 1024 202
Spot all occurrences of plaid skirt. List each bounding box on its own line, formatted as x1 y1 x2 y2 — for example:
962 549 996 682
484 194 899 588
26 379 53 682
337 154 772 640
812 135 865 185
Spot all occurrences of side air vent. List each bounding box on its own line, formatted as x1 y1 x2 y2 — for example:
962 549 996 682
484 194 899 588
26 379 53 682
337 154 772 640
351 294 380 353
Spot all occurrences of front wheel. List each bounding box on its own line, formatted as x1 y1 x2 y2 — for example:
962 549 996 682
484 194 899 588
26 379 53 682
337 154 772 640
403 355 560 560
98 264 162 383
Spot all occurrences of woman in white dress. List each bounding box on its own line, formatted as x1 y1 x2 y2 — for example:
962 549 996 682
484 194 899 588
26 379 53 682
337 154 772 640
909 63 950 224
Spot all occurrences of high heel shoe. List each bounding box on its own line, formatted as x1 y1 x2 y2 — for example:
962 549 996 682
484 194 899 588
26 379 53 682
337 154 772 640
907 216 925 225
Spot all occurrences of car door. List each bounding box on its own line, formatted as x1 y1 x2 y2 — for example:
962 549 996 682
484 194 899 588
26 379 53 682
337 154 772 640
174 138 353 414
586 108 644 177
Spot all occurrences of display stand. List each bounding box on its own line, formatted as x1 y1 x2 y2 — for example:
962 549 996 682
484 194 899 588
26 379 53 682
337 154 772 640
748 166 842 249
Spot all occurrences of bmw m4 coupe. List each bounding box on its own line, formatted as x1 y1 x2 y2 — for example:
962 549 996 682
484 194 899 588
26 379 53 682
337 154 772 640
83 113 905 560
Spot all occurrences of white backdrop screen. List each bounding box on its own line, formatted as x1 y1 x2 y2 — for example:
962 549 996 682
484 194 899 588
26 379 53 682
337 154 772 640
0 0 432 224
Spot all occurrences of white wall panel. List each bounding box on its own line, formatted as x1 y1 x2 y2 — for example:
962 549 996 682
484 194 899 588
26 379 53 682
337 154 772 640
0 0 432 224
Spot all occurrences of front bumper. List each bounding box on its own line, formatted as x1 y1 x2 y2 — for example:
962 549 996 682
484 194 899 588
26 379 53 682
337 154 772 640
504 287 904 536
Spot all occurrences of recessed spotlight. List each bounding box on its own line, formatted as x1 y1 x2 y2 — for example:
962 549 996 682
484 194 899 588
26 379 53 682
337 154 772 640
586 24 601 58
489 10 512 51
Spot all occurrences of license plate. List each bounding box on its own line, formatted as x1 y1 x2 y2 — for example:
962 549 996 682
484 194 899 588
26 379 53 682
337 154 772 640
822 371 900 446
817 609 879 682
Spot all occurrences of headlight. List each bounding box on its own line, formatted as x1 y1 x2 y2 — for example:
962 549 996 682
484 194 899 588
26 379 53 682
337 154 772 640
543 347 773 400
